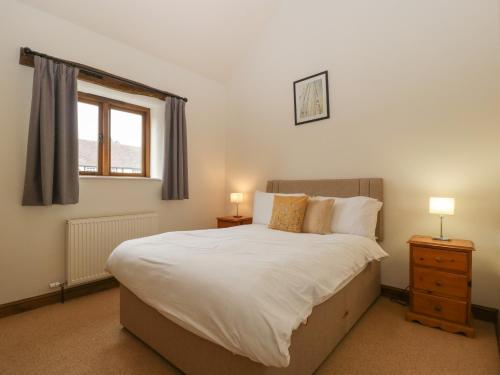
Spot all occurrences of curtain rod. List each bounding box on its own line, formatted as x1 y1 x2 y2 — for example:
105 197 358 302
19 47 188 102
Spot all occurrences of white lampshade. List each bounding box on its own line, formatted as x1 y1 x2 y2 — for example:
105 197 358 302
429 197 455 216
230 192 243 204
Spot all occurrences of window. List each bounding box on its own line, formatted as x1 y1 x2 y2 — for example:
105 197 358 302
77 92 150 177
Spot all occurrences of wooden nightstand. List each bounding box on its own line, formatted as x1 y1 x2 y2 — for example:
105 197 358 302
405 235 475 337
217 216 252 228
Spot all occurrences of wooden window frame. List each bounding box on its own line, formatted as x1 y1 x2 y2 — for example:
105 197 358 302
78 92 150 178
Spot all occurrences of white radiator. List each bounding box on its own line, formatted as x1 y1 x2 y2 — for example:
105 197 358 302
66 213 158 286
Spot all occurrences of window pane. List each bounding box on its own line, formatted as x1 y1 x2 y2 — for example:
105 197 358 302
110 109 143 174
78 102 99 173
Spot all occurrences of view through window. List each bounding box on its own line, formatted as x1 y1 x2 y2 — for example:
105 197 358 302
110 109 143 174
77 101 99 173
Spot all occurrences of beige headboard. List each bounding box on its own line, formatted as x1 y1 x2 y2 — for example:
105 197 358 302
266 178 384 241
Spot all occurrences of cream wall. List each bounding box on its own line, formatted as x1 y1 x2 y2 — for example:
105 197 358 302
0 1 227 304
225 0 500 308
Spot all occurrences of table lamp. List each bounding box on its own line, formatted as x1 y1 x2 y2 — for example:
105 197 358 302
429 197 455 241
230 192 243 218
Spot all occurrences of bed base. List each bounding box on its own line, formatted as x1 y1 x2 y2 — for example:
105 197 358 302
120 261 380 375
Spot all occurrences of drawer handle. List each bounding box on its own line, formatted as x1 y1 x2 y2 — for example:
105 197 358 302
435 280 443 287
433 305 442 312
434 256 444 262
419 257 424 261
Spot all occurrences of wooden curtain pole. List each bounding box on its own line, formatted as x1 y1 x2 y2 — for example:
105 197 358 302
19 47 188 102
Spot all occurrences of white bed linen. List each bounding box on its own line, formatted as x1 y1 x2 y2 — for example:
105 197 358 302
106 224 388 367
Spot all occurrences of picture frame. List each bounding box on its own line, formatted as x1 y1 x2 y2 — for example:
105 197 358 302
293 71 330 125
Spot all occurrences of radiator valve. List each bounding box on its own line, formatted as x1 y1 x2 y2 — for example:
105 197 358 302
49 281 63 289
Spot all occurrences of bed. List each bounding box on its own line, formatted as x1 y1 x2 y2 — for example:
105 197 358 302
108 178 386 375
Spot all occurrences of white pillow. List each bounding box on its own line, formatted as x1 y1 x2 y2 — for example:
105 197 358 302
317 196 383 240
252 191 306 225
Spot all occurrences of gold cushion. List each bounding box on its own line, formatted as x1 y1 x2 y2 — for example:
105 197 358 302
302 198 335 234
268 195 309 233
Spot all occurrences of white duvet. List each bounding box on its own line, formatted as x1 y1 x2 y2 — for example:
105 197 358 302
106 224 388 367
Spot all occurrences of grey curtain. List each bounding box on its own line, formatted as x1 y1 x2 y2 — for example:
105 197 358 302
162 97 189 200
22 56 79 206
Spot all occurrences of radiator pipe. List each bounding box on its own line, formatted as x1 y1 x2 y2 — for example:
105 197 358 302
60 284 65 304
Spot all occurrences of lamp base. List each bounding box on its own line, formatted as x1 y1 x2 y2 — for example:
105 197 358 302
432 236 451 241
433 216 451 241
233 215 242 218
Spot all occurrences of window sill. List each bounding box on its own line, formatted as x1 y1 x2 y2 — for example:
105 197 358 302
79 175 161 181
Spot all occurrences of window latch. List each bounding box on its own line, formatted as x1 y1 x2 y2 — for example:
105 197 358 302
98 133 103 144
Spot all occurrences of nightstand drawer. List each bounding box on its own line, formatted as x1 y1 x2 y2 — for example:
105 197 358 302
218 220 238 228
412 291 467 324
413 267 468 298
217 216 252 228
412 246 467 272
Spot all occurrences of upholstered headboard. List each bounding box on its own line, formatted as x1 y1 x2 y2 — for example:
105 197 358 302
266 178 384 241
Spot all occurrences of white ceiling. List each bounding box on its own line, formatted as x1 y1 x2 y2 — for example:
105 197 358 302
19 0 282 82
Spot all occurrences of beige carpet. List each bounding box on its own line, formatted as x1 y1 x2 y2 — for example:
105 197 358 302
0 289 498 375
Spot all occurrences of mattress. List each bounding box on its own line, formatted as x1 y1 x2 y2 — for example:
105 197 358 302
106 224 388 367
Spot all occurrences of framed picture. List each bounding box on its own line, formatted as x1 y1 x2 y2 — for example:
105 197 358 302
293 71 330 125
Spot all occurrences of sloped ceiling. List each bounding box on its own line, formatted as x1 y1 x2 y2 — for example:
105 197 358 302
19 0 282 82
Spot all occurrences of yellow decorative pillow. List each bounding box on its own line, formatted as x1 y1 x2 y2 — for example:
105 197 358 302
302 198 335 234
268 195 309 233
